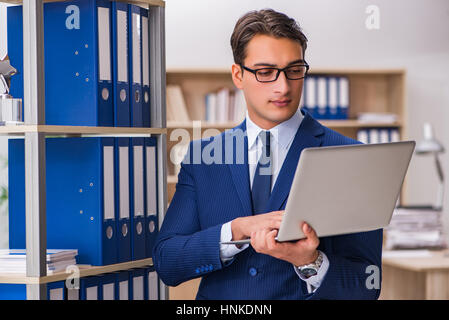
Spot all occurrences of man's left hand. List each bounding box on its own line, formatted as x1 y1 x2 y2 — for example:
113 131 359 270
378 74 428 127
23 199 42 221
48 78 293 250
250 222 319 266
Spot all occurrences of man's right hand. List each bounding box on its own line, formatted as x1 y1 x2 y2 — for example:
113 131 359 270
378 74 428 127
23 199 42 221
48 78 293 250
231 210 284 241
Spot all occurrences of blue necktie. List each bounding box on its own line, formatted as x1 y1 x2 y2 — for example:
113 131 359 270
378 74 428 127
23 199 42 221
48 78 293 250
251 130 272 214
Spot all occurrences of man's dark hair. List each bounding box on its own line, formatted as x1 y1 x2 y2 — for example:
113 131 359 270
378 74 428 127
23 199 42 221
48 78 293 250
230 9 308 65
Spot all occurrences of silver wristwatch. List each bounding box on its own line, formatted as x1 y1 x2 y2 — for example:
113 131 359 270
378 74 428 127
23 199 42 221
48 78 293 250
297 251 323 278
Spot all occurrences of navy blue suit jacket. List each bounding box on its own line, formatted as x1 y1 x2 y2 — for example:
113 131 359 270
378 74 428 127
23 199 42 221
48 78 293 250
153 110 383 300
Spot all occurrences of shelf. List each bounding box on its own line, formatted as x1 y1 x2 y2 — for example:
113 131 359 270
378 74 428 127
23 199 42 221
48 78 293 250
167 121 240 129
2 0 167 300
320 120 402 128
0 0 165 7
167 120 402 130
0 125 167 136
0 258 153 285
382 250 449 272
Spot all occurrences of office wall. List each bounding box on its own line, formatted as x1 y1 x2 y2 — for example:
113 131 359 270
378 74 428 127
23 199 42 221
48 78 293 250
164 0 449 235
0 1 448 245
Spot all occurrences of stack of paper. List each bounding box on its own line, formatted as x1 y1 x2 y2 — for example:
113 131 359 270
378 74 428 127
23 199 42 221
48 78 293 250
382 249 432 259
0 249 78 274
385 208 447 250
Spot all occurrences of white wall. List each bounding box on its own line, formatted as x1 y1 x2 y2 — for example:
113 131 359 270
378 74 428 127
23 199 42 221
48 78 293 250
165 0 449 234
0 1 448 245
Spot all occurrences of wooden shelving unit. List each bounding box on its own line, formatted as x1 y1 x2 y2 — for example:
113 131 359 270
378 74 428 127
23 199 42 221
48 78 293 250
165 68 407 203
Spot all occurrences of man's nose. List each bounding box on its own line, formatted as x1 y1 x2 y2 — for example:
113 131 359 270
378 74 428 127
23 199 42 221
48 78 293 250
273 70 290 94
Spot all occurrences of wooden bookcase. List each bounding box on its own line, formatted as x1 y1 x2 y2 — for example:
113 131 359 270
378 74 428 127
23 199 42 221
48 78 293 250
166 68 407 203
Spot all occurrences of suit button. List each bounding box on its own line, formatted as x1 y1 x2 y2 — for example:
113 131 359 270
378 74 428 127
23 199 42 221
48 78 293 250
249 267 257 276
195 268 200 274
200 266 205 272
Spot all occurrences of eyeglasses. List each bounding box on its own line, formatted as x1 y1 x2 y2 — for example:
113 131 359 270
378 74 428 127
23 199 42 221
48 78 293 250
240 63 309 83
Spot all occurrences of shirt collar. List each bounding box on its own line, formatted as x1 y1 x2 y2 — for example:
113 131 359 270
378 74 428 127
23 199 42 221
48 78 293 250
246 108 304 151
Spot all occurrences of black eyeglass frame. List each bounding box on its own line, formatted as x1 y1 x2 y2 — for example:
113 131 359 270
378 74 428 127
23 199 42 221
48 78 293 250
240 63 310 83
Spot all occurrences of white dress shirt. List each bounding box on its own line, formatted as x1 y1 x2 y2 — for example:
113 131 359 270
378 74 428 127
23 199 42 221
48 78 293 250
219 108 329 293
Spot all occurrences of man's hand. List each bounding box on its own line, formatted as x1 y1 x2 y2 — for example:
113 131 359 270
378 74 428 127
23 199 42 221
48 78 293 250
250 222 320 266
231 211 284 241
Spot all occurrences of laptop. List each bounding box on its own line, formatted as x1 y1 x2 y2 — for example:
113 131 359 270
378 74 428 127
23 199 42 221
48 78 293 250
222 141 415 245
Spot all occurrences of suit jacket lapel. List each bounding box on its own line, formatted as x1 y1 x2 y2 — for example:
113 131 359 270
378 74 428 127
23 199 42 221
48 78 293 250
227 120 253 217
267 112 325 212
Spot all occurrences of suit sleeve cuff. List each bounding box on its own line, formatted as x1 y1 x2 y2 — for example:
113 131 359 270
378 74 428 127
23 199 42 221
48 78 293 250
219 221 249 263
294 251 330 292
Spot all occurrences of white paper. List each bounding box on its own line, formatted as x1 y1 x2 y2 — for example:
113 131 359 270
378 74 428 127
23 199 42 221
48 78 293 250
305 77 316 108
142 16 150 86
133 276 144 300
67 288 79 300
146 146 157 216
369 129 380 144
103 146 115 220
380 129 389 143
103 283 115 300
119 281 129 300
382 250 432 259
339 77 349 108
134 146 144 217
328 77 338 113
49 288 64 300
132 13 141 84
97 7 111 81
86 286 98 300
390 129 400 142
357 130 369 144
148 271 158 300
317 77 327 114
119 146 130 219
117 10 128 83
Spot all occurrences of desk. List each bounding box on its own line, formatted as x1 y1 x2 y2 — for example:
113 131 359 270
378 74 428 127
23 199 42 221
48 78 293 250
380 250 449 299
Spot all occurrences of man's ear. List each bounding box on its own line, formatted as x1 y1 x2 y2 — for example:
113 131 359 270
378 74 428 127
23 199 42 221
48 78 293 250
231 63 244 90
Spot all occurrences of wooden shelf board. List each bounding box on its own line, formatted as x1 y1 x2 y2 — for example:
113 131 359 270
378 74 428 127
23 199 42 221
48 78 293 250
0 125 167 136
0 258 153 285
382 250 449 272
167 120 402 130
167 175 177 184
167 121 240 129
0 0 165 7
320 120 402 128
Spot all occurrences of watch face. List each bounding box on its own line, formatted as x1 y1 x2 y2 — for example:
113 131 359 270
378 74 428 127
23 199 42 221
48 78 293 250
300 267 317 278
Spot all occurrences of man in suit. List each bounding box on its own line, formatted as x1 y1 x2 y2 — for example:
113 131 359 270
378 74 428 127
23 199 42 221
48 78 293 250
153 9 383 299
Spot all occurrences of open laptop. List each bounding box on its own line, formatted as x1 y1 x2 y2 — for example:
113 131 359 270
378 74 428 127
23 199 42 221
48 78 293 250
222 141 415 245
